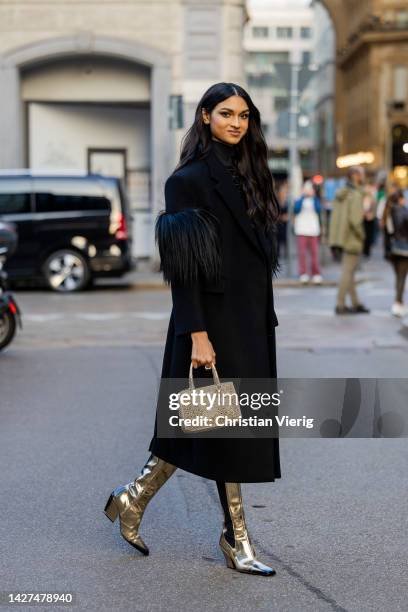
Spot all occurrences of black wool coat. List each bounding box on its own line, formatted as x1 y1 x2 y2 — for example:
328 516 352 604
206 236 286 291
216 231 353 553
148 143 281 482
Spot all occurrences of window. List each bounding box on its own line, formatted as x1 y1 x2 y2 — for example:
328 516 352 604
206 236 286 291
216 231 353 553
270 51 289 63
252 26 268 38
302 51 311 66
300 149 313 171
246 51 290 71
247 72 286 88
274 97 289 112
251 52 274 68
301 27 312 39
277 27 292 39
267 149 289 172
35 193 110 214
0 192 31 215
257 52 272 67
247 73 274 88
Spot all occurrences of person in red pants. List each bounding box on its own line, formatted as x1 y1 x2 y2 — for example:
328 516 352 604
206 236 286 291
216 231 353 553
294 181 322 284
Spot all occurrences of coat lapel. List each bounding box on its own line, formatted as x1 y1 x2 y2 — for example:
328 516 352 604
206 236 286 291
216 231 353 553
204 150 269 260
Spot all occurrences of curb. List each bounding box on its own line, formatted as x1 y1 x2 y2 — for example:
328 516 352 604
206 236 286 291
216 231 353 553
126 275 379 291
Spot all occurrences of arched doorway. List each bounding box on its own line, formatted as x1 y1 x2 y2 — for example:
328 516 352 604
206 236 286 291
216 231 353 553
0 34 172 257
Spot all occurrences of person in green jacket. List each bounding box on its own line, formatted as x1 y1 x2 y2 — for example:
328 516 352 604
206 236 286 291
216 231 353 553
329 166 370 314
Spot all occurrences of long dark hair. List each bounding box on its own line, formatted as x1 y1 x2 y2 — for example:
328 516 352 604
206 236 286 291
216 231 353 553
174 82 281 230
383 189 404 224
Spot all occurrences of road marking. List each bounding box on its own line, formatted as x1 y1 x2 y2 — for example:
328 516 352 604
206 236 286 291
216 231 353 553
76 313 122 320
24 314 64 322
22 309 400 322
130 312 170 320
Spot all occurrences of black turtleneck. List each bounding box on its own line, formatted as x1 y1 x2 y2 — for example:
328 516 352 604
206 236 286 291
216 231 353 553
211 138 245 199
211 138 237 167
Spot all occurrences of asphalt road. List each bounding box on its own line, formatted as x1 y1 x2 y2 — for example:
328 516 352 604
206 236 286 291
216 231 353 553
0 260 407 612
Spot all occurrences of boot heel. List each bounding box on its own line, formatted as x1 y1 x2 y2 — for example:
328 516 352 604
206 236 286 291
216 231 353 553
222 549 235 569
104 493 119 522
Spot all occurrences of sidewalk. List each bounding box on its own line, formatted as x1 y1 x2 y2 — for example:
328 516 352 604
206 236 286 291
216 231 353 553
117 245 408 335
121 244 386 290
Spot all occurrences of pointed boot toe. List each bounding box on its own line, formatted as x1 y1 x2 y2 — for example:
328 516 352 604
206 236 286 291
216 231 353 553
220 533 276 576
104 454 176 555
104 486 150 554
217 482 277 577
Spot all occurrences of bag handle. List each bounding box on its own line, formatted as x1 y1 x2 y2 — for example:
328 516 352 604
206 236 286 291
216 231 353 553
189 361 221 391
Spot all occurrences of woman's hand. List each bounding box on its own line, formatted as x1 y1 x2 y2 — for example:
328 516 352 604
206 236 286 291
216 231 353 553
190 331 216 368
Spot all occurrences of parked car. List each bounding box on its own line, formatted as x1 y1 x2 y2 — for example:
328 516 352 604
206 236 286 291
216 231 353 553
0 171 135 292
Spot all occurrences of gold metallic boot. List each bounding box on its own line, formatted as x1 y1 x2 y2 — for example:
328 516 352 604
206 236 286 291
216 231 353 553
219 482 276 576
104 454 176 555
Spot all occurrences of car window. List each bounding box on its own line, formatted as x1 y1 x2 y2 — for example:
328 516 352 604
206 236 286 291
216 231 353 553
0 192 31 215
35 192 110 213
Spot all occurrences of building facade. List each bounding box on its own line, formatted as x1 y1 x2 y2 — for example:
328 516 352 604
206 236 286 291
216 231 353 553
244 0 316 180
318 0 408 183
0 0 246 257
311 1 336 178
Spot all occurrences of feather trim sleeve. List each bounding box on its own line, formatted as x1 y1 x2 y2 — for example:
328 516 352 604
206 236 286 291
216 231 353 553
155 207 221 287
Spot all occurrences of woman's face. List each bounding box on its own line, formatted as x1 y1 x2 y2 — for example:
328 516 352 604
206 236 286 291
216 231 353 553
202 95 250 145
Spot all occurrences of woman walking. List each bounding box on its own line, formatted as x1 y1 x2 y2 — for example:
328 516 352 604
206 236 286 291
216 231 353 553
104 82 281 576
293 180 322 284
277 180 289 259
362 181 378 258
382 189 408 317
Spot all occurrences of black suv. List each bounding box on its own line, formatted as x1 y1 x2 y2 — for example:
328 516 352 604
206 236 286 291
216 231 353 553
0 172 135 292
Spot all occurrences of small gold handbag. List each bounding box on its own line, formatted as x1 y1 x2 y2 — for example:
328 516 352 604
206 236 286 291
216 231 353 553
177 362 241 433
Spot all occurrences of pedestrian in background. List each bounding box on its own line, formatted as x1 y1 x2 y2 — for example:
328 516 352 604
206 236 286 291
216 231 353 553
362 181 378 258
329 166 370 315
293 180 322 284
382 189 408 317
276 180 289 259
376 180 399 224
103 82 281 576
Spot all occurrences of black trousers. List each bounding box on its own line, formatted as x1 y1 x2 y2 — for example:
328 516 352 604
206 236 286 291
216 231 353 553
363 219 376 257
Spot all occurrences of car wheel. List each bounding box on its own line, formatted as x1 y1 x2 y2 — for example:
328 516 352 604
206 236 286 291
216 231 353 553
43 249 91 293
0 310 16 350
